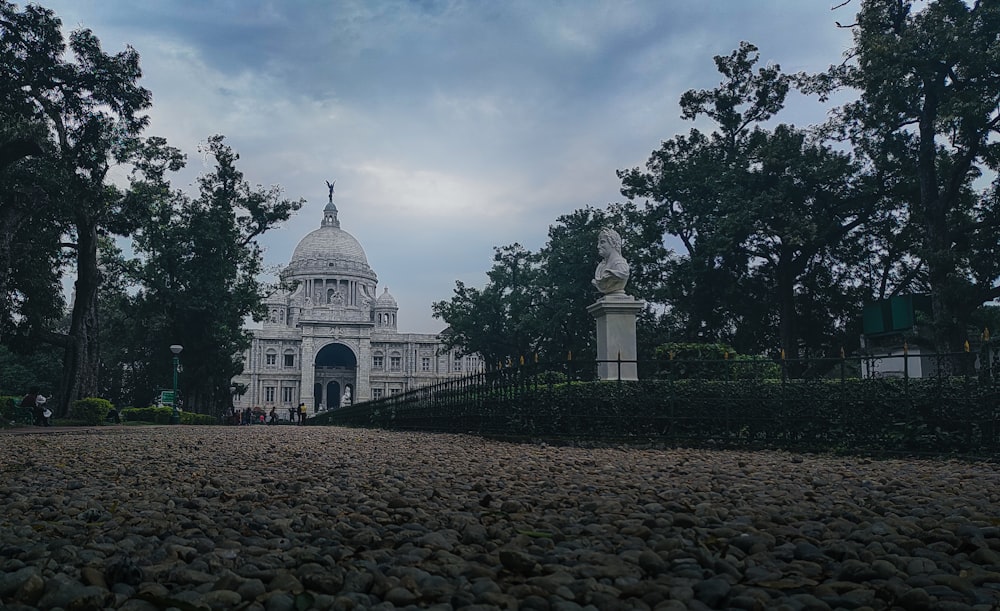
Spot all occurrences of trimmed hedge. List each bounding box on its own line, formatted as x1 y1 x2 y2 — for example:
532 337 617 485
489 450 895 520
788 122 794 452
70 397 114 425
314 376 1000 455
652 343 783 380
121 406 217 425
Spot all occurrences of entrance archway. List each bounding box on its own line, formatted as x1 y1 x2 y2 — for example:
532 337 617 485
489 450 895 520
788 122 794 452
313 343 357 410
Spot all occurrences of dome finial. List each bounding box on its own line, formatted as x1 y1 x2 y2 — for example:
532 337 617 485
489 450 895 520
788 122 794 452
321 180 340 228
325 179 335 204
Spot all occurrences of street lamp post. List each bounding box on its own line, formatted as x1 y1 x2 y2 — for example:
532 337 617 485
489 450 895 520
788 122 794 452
170 344 183 425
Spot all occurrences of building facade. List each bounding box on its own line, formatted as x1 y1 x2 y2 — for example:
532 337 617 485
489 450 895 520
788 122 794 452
231 196 479 417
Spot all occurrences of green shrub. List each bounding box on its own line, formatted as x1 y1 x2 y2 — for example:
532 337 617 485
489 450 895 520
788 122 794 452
654 342 736 361
122 406 171 424
1 395 22 426
650 342 781 380
729 354 782 380
180 411 217 425
120 406 217 425
70 397 113 425
532 370 568 385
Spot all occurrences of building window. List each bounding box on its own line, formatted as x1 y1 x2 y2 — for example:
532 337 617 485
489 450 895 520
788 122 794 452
282 387 294 403
390 388 401 396
468 356 480 371
265 351 276 366
371 388 383 400
390 354 402 371
453 356 462 372
372 353 384 369
421 356 431 371
265 386 275 402
283 353 294 367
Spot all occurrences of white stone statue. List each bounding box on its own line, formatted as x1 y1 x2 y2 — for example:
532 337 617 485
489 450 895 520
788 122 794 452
341 386 352 407
592 227 630 295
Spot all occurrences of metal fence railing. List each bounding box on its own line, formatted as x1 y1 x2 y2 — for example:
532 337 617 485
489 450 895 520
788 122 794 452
308 345 1000 453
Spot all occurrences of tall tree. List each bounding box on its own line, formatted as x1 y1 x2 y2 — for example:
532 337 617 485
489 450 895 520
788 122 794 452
832 0 1000 350
621 42 874 357
0 5 58 345
619 43 788 349
433 244 541 367
0 117 46 311
533 209 611 361
740 125 873 357
0 136 64 349
534 203 666 361
433 203 666 365
127 136 302 414
1 2 152 413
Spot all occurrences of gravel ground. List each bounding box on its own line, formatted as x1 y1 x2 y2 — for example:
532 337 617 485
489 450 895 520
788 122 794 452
1 425 999 610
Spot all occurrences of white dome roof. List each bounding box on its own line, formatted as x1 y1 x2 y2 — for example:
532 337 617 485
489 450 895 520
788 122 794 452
290 226 369 267
284 200 377 281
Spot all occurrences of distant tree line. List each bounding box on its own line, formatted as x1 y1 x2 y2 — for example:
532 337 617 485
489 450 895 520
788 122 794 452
434 0 1000 364
0 2 301 415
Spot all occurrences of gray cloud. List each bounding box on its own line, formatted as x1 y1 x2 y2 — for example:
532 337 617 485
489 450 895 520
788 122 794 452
42 0 856 333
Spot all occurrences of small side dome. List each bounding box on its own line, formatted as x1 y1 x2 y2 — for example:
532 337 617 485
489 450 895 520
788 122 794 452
375 287 398 309
373 287 398 331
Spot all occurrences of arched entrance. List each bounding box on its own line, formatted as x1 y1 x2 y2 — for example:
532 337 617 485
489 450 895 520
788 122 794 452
314 342 357 410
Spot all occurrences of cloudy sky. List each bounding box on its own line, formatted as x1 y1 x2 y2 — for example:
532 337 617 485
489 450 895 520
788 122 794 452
39 0 857 333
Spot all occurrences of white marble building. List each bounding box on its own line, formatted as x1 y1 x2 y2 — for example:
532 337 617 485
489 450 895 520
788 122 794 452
231 196 479 416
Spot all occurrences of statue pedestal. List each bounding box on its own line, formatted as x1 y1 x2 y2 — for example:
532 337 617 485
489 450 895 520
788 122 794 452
587 294 644 381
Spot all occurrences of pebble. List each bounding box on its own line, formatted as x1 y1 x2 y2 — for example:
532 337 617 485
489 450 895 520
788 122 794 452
1 427 999 609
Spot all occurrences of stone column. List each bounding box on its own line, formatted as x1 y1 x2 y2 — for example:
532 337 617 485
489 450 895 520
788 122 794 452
300 336 315 415
356 336 372 402
586 294 644 381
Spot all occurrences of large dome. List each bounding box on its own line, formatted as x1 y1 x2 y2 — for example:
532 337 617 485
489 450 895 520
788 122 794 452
284 201 377 281
290 226 369 267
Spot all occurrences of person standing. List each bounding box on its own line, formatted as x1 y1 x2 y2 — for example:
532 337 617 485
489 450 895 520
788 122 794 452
20 387 39 425
36 394 51 426
298 402 307 424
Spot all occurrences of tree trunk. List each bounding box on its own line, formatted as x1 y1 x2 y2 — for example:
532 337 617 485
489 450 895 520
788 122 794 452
60 219 101 415
917 80 964 352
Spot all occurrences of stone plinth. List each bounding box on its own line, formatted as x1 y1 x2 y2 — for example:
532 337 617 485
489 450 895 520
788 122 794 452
586 294 644 381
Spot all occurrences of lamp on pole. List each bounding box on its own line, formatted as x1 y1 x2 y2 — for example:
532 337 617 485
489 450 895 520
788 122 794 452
170 344 183 425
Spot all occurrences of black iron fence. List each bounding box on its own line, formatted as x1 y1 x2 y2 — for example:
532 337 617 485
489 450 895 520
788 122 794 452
309 345 1000 454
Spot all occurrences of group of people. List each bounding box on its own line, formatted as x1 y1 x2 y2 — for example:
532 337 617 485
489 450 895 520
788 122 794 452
231 407 267 425
229 403 308 425
20 387 51 426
